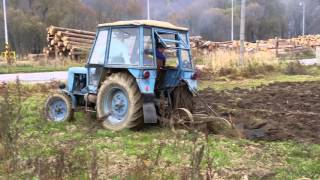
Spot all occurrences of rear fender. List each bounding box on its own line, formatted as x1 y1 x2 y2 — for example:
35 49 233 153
61 90 77 109
142 94 157 123
127 69 157 123
128 68 156 95
181 71 197 92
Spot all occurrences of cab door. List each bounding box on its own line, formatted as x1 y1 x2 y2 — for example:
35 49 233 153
155 30 191 88
86 28 110 93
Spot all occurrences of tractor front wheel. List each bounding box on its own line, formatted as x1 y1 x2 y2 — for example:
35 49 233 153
45 93 73 122
97 73 143 131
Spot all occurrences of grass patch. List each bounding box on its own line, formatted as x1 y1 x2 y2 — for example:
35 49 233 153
0 64 67 74
0 60 83 74
200 64 320 91
1 78 320 179
194 50 278 72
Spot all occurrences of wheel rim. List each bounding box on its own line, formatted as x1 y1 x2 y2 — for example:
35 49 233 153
104 87 129 125
170 108 194 133
48 98 68 122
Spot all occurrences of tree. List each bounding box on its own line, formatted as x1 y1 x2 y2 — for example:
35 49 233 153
2 0 320 55
198 8 231 41
7 8 46 54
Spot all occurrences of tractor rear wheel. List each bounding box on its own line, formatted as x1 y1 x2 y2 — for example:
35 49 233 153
45 93 73 122
97 73 143 131
172 85 194 113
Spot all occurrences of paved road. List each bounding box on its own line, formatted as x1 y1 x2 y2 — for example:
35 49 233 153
0 71 68 83
0 59 318 84
299 58 320 65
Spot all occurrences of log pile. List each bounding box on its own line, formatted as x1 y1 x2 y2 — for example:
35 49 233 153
292 35 320 47
45 26 95 60
191 35 320 57
43 25 320 60
190 36 238 52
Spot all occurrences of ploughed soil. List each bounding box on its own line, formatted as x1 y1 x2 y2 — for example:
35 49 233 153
1 80 319 143
197 81 320 143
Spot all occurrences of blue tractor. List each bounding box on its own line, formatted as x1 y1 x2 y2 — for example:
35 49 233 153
45 20 198 131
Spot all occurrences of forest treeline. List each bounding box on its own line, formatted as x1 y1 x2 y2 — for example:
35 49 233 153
1 0 320 55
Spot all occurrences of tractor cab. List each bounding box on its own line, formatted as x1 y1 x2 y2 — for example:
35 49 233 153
86 20 196 93
45 20 198 131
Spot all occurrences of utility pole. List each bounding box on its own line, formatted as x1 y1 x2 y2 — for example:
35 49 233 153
231 0 234 41
2 0 8 50
1 0 14 64
2 0 13 64
147 0 150 20
239 0 246 66
300 1 306 36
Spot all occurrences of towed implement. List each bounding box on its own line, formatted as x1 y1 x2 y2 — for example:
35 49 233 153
45 20 231 132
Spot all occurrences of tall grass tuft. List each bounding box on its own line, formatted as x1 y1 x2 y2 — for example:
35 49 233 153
195 50 278 71
194 50 282 79
0 79 24 161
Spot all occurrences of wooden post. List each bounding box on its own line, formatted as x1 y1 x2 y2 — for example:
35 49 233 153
275 36 279 57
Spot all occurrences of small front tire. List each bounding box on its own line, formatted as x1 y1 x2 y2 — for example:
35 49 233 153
45 93 73 122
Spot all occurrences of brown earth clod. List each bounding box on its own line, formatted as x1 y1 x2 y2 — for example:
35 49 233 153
196 81 320 143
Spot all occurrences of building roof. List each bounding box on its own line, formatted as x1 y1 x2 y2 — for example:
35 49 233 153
98 20 188 31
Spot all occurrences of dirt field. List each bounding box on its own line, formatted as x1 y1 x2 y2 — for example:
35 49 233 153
198 81 320 143
1 80 319 179
2 80 319 143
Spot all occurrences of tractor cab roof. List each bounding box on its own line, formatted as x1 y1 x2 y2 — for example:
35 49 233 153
98 20 188 31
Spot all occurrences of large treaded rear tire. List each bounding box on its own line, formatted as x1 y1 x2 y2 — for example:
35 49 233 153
97 73 143 131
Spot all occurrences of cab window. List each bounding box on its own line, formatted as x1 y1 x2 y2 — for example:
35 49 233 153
158 33 179 68
89 29 109 64
179 33 189 48
143 28 154 66
181 50 192 69
88 68 102 86
108 28 140 65
164 49 179 68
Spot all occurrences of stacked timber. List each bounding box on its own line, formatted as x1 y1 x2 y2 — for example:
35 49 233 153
45 26 95 60
191 36 319 57
44 25 320 60
190 36 238 51
291 35 320 47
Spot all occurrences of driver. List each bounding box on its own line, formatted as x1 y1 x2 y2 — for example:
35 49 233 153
155 43 167 93
156 43 166 69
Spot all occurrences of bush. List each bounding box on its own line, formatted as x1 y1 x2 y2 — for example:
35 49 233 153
218 67 239 76
216 63 280 79
240 63 279 77
284 61 308 75
0 80 23 160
